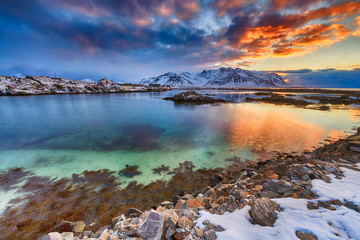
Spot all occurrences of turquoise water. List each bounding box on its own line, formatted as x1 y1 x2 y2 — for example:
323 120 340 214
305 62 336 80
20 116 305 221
0 90 359 185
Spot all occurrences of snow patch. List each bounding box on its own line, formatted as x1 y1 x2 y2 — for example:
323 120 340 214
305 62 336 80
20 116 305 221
197 165 360 240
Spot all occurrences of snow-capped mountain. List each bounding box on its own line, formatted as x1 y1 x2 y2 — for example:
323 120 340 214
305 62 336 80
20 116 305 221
140 72 194 86
140 67 287 87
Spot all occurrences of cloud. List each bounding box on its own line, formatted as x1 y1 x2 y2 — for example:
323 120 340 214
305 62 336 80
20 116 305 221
0 0 359 83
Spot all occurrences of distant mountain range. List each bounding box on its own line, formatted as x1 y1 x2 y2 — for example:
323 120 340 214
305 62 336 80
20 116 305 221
140 67 287 87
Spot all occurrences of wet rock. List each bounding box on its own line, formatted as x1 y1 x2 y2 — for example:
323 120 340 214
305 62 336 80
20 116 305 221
73 221 86 233
295 230 318 240
250 197 280 227
137 210 164 239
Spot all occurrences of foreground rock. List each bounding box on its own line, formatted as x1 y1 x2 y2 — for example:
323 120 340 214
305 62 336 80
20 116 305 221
164 91 231 104
250 198 280 226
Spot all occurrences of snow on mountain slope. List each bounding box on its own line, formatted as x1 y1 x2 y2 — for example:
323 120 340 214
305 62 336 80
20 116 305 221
140 67 287 87
140 72 195 87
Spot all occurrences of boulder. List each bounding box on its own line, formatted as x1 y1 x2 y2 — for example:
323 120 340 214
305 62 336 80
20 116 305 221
250 198 280 226
137 210 164 239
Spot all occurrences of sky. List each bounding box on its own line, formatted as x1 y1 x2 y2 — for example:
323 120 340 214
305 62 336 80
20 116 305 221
0 0 360 87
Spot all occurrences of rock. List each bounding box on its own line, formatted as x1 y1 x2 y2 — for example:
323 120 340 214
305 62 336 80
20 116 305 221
295 230 318 240
42 232 63 240
186 198 204 209
307 202 319 210
203 229 216 240
262 181 279 193
81 231 92 238
160 201 173 208
125 208 143 218
231 189 243 200
204 199 213 209
121 224 140 237
166 226 176 238
193 228 204 238
137 210 164 239
73 221 86 233
318 201 336 211
288 165 307 179
260 191 279 198
250 197 280 227
177 216 193 229
165 211 179 227
254 185 263 191
349 146 360 153
60 232 73 240
164 91 231 104
179 209 199 220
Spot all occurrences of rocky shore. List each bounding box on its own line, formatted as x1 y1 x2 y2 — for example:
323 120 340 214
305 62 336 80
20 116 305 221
163 91 232 104
31 128 360 240
0 76 167 96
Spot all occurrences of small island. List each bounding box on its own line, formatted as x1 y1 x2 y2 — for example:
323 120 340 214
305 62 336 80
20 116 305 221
163 91 232 104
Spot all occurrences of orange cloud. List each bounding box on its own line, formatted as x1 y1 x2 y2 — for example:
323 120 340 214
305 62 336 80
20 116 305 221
222 1 360 63
353 16 360 37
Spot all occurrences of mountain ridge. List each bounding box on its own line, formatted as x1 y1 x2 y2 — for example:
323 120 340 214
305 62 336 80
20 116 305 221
140 67 287 87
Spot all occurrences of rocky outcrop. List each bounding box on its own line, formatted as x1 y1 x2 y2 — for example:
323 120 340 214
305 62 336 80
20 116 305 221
164 91 232 104
0 76 147 96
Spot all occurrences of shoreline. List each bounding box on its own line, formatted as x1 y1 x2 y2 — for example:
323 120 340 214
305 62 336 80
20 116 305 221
1 127 360 239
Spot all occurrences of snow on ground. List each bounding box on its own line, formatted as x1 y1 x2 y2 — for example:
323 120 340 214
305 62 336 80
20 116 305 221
197 164 360 240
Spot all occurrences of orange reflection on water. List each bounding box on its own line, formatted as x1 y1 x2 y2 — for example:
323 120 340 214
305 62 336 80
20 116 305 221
227 104 327 153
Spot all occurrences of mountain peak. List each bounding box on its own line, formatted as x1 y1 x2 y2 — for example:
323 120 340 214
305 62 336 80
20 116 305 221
140 67 287 87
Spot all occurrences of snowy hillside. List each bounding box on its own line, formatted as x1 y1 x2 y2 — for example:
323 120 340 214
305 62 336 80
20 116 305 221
140 67 287 87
